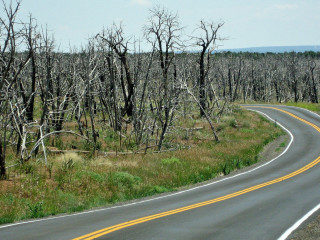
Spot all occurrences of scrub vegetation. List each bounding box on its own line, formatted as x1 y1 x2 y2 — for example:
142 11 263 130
0 108 284 224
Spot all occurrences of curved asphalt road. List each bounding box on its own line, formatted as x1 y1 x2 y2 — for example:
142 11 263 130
1 105 320 240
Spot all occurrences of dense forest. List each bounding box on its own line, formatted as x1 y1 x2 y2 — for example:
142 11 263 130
1 1 319 179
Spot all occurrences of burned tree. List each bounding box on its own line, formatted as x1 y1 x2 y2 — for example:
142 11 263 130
144 6 183 150
193 20 223 116
97 24 135 118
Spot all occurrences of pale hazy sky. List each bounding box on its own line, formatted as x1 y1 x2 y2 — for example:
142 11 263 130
13 0 320 51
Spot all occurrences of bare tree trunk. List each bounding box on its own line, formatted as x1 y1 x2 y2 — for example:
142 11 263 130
186 87 219 142
26 17 37 121
228 67 233 101
194 21 223 116
26 50 36 121
310 62 318 103
199 51 206 116
0 137 6 179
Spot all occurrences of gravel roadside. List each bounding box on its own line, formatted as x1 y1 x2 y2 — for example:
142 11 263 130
289 213 320 240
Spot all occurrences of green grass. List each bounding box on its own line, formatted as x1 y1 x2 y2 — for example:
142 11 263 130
285 102 320 114
0 108 285 224
279 141 286 148
161 157 182 165
275 140 287 152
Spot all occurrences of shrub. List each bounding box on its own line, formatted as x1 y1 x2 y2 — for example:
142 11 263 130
110 171 142 187
147 185 169 194
229 118 238 128
76 170 105 183
28 202 44 218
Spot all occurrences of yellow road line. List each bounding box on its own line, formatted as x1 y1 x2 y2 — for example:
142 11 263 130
73 107 320 240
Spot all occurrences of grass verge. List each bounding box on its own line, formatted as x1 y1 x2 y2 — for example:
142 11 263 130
0 107 284 224
285 102 320 114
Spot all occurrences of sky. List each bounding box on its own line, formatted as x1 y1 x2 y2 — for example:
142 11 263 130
10 0 320 51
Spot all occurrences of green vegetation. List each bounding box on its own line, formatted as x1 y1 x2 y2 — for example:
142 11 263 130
161 157 182 165
285 102 320 114
0 108 284 224
276 140 287 152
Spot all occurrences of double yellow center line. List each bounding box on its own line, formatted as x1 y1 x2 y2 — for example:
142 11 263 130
73 107 320 240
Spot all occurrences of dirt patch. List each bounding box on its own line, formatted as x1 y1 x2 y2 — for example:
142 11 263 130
0 180 15 194
290 213 320 240
258 134 289 162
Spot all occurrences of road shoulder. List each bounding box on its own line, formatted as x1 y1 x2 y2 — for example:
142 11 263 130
290 213 320 240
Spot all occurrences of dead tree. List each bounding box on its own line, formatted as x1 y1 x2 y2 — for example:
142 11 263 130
287 53 300 103
97 24 135 117
33 28 54 156
0 0 31 178
131 42 156 146
23 15 38 122
309 61 318 103
192 20 223 116
144 6 183 150
95 36 122 132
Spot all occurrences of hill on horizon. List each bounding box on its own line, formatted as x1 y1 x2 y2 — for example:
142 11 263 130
218 45 320 53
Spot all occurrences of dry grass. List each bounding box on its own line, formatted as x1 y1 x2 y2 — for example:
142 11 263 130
0 107 284 224
55 152 83 163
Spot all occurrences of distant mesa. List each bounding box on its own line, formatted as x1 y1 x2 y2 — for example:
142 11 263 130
217 45 320 53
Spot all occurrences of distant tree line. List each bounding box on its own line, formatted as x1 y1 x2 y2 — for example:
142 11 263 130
0 1 319 179
211 51 319 104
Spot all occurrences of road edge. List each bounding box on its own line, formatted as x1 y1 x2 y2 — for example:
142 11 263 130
0 106 294 230
277 107 320 240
